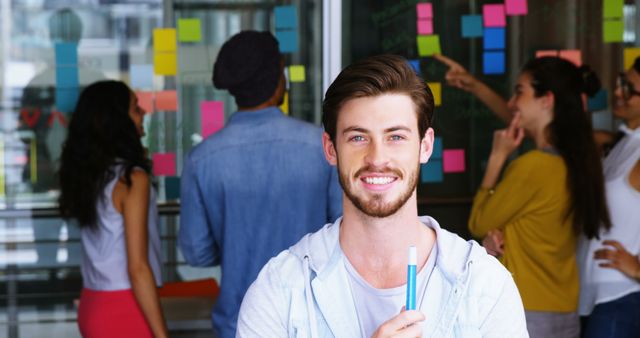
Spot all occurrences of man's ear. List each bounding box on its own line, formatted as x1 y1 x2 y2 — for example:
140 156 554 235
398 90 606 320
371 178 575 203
322 132 338 165
420 128 434 164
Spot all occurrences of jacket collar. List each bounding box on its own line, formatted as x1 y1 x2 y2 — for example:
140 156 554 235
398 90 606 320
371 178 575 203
227 106 283 125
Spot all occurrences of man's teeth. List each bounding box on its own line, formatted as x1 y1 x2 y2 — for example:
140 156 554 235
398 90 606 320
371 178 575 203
364 177 394 185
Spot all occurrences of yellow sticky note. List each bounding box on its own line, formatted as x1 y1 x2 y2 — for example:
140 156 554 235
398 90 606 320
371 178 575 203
417 35 441 57
427 82 441 106
624 48 640 70
178 18 202 42
289 65 306 82
279 91 289 115
154 53 177 75
603 20 623 43
154 28 177 53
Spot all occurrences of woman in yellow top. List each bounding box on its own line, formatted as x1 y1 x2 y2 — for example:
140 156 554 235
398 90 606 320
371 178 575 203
465 57 611 338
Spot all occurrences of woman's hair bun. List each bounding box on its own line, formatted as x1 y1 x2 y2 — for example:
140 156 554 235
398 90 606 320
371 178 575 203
579 65 601 97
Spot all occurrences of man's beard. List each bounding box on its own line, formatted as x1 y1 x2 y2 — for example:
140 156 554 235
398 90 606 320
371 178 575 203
338 161 419 218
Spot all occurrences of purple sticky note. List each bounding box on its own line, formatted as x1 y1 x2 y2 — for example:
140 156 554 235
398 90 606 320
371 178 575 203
201 101 224 138
152 153 176 176
483 4 506 27
417 19 433 35
416 3 432 19
505 0 528 16
443 149 465 173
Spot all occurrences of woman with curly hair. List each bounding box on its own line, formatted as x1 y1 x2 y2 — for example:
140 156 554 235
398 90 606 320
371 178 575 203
58 80 168 338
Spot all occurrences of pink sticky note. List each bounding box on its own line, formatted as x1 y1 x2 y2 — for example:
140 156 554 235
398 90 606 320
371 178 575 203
559 49 582 66
156 90 178 111
416 3 432 19
505 0 528 15
443 149 465 173
536 50 559 58
483 4 506 27
136 91 154 113
417 19 433 35
152 153 176 176
201 101 225 138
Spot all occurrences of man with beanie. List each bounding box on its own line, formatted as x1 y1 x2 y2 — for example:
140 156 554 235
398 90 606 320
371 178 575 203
178 30 342 338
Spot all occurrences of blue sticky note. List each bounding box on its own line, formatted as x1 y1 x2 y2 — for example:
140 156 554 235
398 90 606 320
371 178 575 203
165 176 181 200
275 5 297 29
462 15 483 38
130 64 154 89
408 60 421 75
55 42 78 66
55 88 80 113
276 30 298 53
421 160 443 183
432 137 443 159
483 51 505 75
56 66 79 88
587 89 608 111
483 28 505 50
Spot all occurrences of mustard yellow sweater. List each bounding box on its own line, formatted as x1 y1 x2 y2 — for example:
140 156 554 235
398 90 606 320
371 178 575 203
469 150 578 312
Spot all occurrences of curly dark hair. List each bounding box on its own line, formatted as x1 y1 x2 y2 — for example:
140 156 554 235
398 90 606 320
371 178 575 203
58 80 150 228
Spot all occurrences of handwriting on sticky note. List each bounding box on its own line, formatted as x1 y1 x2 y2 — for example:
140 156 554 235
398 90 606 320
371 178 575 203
443 149 465 173
201 101 224 138
153 153 176 176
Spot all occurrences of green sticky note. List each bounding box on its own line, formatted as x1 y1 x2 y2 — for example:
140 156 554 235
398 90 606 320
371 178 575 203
178 18 202 42
417 35 441 57
289 65 306 82
603 20 623 43
603 0 623 19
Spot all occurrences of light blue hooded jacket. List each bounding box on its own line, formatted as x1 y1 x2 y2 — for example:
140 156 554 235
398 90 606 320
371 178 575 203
237 216 528 337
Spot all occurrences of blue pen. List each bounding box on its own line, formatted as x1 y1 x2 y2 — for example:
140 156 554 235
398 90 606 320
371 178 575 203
406 246 417 311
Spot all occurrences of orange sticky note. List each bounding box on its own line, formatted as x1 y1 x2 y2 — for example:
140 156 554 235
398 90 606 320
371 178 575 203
156 90 178 111
135 91 154 113
535 50 559 58
559 50 582 66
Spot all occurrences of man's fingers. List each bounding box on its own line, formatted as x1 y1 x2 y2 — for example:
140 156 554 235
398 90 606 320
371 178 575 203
602 240 625 252
433 54 461 69
594 249 616 260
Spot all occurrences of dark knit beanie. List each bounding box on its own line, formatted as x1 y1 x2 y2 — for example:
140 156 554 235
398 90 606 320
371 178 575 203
213 31 281 107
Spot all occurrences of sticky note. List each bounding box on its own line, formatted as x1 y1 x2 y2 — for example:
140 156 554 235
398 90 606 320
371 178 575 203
603 20 624 43
483 51 505 75
275 5 297 29
603 0 624 19
559 50 582 66
165 176 181 200
432 137 443 159
279 91 289 115
624 47 640 70
587 89 608 111
461 15 483 38
416 3 433 19
153 28 177 53
152 153 176 176
408 60 421 74
156 90 178 111
289 65 306 82
536 50 559 58
421 160 443 183
54 42 78 66
483 27 505 50
483 4 506 27
55 88 79 113
136 91 154 113
505 0 528 15
154 53 177 75
443 149 465 173
178 18 202 42
417 19 433 35
201 100 225 138
417 35 441 57
427 82 441 106
275 30 298 53
130 64 154 89
56 66 79 88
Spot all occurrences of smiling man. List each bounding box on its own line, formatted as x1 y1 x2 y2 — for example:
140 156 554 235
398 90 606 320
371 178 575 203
236 55 528 337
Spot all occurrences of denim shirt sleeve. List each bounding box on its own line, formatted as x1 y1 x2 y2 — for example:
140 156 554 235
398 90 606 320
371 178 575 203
327 166 343 222
178 153 220 266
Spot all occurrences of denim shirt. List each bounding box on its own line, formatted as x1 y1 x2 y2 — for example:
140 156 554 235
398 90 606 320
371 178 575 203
179 106 342 338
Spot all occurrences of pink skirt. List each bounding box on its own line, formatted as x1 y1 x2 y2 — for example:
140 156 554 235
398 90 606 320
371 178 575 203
78 288 153 338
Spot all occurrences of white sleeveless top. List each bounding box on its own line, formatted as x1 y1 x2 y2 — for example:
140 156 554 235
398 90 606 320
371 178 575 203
80 165 163 290
578 125 640 315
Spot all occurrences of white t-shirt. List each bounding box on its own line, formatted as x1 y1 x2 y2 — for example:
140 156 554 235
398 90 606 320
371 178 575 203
344 243 437 338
